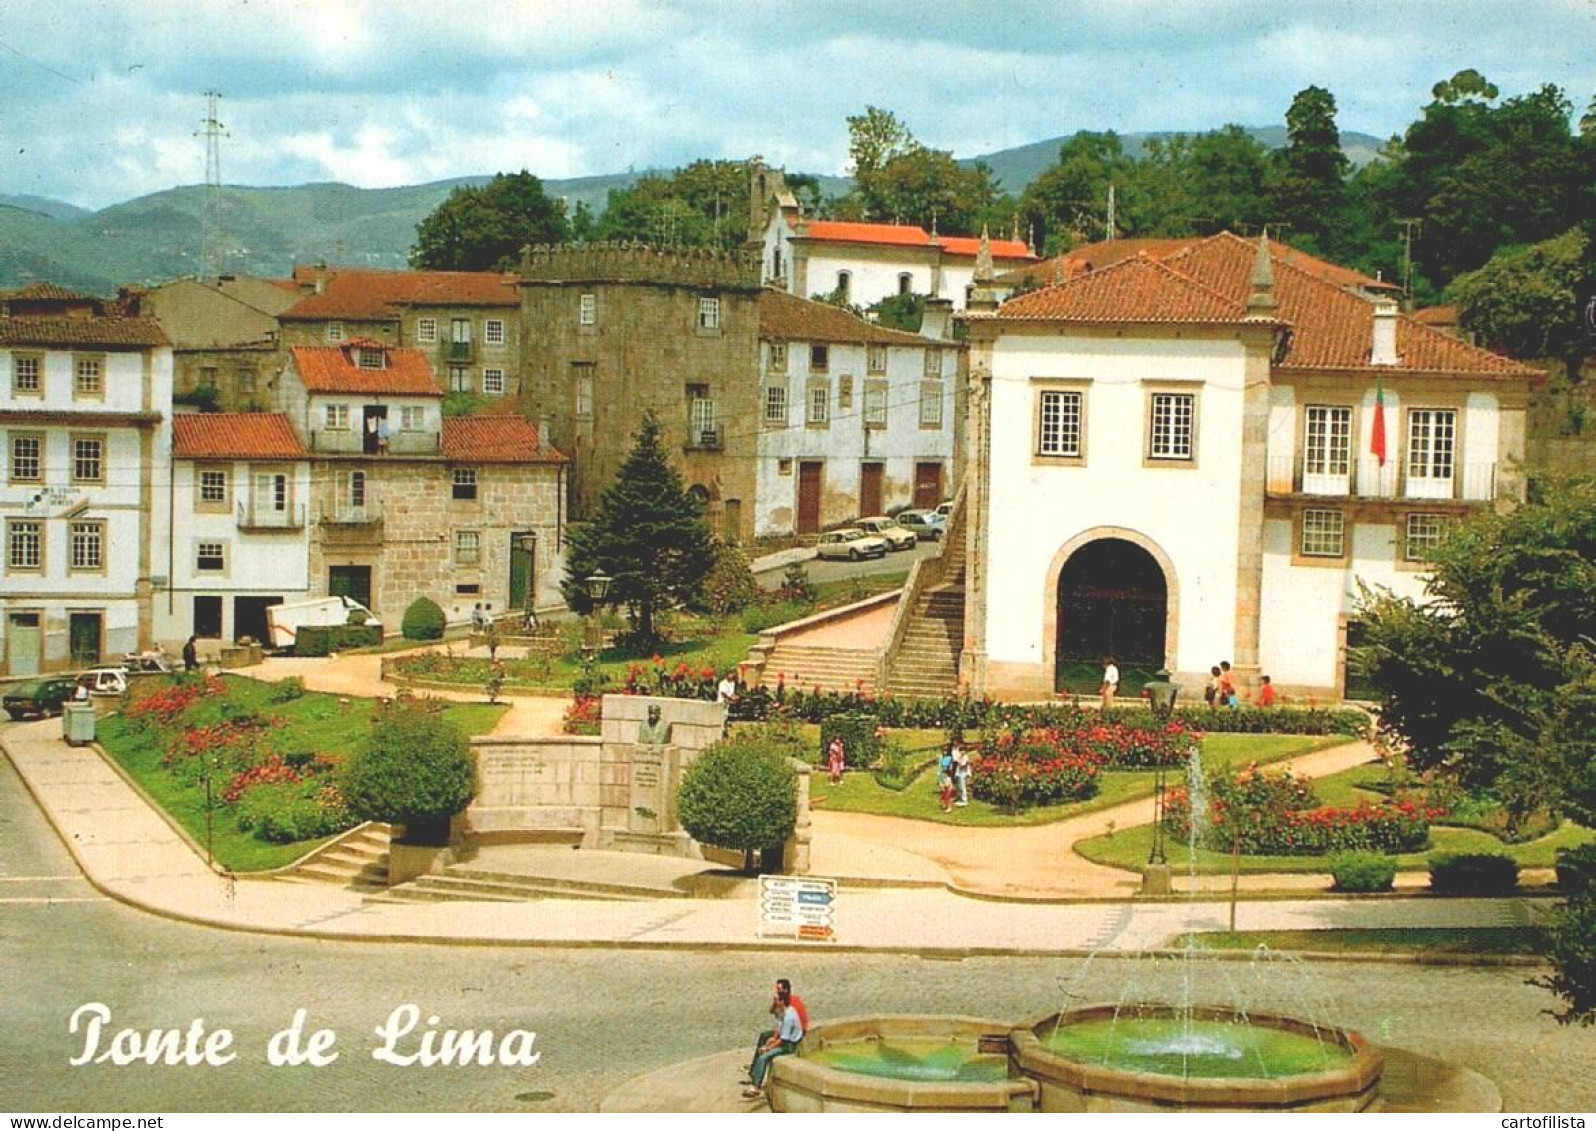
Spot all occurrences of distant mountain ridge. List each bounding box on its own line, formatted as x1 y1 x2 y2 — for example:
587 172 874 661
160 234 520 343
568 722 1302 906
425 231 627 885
0 127 1387 293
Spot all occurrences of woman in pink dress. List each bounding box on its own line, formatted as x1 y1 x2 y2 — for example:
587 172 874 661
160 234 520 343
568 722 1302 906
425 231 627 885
826 737 846 785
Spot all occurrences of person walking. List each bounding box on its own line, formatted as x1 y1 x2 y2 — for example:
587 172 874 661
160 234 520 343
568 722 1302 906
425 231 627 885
182 635 198 673
937 745 956 813
952 740 971 807
1099 655 1120 711
826 736 846 786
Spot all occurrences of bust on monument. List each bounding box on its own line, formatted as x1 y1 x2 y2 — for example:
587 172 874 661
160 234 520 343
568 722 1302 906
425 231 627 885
636 704 673 745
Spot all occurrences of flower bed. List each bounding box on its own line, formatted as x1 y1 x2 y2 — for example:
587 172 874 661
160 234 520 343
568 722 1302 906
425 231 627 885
1164 763 1440 855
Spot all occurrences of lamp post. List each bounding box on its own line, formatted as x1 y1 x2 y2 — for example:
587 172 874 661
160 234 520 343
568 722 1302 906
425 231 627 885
1140 667 1179 895
583 571 612 660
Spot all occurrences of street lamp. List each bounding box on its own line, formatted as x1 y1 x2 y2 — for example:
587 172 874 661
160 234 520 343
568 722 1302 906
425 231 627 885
583 571 612 659
1141 667 1180 893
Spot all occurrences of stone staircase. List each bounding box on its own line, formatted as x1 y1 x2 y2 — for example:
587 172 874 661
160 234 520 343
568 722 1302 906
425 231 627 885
276 822 393 893
882 495 968 699
368 865 687 904
759 643 879 695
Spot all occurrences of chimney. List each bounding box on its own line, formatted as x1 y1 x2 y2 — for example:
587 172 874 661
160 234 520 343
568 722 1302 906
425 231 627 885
313 261 329 295
921 297 954 341
1371 299 1399 366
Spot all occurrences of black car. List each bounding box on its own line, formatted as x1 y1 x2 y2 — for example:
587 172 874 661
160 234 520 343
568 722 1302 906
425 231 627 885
4 676 81 720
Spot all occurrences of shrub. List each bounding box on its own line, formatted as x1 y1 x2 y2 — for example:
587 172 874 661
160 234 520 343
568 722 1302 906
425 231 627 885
1555 844 1596 894
401 597 447 642
969 743 1100 811
819 714 883 769
676 733 798 869
562 694 601 736
267 676 306 703
701 542 760 616
873 742 933 791
740 600 813 635
1541 888 1596 1025
1328 851 1398 893
346 606 371 626
340 699 475 843
1428 851 1520 895
294 624 382 657
236 780 352 843
777 560 819 605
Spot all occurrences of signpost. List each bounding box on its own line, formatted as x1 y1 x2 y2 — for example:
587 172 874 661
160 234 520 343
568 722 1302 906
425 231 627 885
757 876 837 942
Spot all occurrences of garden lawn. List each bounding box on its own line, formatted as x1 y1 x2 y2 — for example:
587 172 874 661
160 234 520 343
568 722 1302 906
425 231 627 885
1175 928 1547 956
97 677 506 873
1074 758 1596 875
392 629 758 692
807 733 1343 827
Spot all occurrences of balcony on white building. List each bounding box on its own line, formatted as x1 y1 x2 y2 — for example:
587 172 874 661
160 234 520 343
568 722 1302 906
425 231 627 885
1265 456 1497 503
308 430 441 456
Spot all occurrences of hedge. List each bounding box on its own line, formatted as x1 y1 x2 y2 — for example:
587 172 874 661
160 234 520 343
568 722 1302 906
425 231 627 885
1429 852 1519 895
1328 851 1398 893
401 597 447 641
294 624 382 657
818 714 882 768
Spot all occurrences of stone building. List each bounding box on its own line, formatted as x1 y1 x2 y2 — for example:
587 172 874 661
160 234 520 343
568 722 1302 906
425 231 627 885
1 284 172 674
518 243 762 543
279 267 523 401
921 233 1539 701
755 290 962 535
128 275 299 411
279 340 567 625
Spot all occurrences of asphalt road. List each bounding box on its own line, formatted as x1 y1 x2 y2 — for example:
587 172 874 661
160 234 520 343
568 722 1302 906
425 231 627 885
2 747 1593 1113
756 539 937 589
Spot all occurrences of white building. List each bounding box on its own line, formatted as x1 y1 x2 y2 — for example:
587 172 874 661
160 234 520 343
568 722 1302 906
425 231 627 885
944 233 1536 701
1 285 172 675
748 165 1036 311
754 290 962 535
157 413 312 646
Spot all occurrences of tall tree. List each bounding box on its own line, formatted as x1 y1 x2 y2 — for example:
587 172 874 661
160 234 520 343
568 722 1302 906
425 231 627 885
561 414 715 649
1267 86 1350 253
839 106 1010 232
1448 227 1594 372
410 171 568 271
1019 131 1137 253
595 159 749 249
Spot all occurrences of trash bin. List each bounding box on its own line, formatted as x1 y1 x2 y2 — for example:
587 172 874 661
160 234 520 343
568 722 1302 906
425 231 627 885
62 702 97 747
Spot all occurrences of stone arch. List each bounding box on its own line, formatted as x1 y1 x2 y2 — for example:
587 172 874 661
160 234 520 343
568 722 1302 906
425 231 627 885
1042 526 1180 685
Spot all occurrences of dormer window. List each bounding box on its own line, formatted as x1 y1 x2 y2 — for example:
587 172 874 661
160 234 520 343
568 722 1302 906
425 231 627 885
356 347 385 370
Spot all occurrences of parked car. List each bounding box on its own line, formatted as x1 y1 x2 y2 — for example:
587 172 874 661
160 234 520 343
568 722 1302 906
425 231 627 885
895 509 945 541
934 500 954 520
856 516 917 551
77 667 129 698
3 676 81 720
816 528 890 561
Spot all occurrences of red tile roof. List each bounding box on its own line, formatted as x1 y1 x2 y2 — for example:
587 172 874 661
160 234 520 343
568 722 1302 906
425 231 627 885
173 413 305 460
441 415 566 464
1414 304 1460 326
1165 234 1533 376
281 268 520 321
1001 236 1396 293
1 282 100 302
994 254 1257 324
0 316 170 348
798 221 1035 260
290 343 442 396
759 290 948 345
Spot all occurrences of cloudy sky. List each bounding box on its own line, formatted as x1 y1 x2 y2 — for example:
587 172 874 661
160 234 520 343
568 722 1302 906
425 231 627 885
1 0 1591 210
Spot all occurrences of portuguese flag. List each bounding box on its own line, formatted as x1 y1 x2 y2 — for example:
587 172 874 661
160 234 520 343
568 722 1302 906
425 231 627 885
1370 377 1388 467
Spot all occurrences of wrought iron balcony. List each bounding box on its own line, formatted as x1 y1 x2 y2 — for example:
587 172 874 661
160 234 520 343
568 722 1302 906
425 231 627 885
1265 455 1497 503
237 501 306 531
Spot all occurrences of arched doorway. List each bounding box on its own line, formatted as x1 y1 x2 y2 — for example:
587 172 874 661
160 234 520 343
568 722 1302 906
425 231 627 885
1055 538 1169 692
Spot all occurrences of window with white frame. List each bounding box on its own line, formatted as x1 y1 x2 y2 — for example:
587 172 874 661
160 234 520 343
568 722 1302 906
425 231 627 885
1038 390 1082 457
1404 513 1449 562
867 345 887 374
763 385 788 424
69 521 103 571
697 296 721 331
9 434 42 481
74 355 103 398
920 382 944 428
1304 405 1352 477
484 319 505 345
1300 509 1345 557
452 468 478 501
71 435 103 483
326 322 344 342
688 386 717 444
482 368 505 395
415 317 437 344
1149 392 1195 460
11 354 41 395
454 530 481 565
807 382 830 426
356 347 384 369
579 293 597 326
1407 408 1457 483
196 541 226 572
8 520 42 570
400 405 424 431
343 469 366 510
449 366 471 392
573 363 595 419
325 404 350 431
864 380 888 428
768 341 787 371
199 468 229 506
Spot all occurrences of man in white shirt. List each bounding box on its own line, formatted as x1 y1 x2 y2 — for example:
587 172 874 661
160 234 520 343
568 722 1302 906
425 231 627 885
1100 655 1120 711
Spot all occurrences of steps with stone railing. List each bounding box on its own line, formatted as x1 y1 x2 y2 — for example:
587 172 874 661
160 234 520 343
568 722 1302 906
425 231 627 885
885 586 965 699
759 644 879 696
276 822 393 892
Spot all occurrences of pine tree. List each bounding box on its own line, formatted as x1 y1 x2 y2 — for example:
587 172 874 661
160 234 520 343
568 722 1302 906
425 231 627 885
561 414 715 648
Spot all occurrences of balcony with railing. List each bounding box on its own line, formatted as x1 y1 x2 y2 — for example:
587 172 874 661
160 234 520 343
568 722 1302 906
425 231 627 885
317 502 384 545
447 340 473 362
1265 455 1497 503
308 430 442 456
684 426 723 452
237 500 306 532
